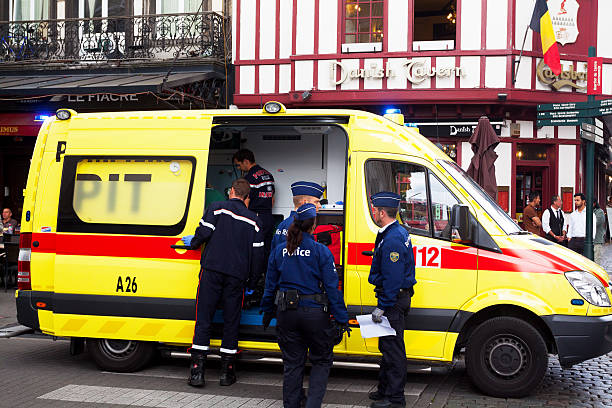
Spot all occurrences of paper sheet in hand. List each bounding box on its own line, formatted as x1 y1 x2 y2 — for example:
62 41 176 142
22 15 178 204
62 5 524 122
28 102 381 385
356 314 396 338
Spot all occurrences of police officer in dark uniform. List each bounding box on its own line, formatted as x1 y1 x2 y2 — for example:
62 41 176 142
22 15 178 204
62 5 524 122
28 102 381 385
182 178 264 388
367 192 416 408
271 181 324 249
262 203 349 408
233 149 275 260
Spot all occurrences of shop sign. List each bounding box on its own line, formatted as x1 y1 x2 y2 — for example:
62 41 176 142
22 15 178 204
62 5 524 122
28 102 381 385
414 121 502 138
548 0 579 45
331 60 464 86
0 126 19 135
536 59 587 91
587 57 603 95
65 94 140 103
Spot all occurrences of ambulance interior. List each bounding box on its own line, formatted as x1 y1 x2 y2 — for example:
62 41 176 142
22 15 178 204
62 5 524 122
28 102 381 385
206 123 348 314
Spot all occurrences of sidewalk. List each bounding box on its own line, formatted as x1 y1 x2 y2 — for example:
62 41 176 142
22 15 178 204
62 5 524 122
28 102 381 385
0 288 16 328
599 242 612 275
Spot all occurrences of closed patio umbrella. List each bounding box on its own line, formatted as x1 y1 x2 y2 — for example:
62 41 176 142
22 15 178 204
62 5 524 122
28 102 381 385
467 116 500 200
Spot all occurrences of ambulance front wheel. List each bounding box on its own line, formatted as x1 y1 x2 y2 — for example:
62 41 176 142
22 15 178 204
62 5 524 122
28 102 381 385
465 317 548 398
87 338 156 372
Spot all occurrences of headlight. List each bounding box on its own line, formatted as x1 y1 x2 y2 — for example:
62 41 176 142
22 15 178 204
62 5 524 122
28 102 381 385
565 271 611 307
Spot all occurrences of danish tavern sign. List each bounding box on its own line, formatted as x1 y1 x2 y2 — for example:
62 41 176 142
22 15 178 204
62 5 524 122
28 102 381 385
330 60 465 86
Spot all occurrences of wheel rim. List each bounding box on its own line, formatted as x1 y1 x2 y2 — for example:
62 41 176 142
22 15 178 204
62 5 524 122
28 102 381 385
485 335 530 378
99 339 137 360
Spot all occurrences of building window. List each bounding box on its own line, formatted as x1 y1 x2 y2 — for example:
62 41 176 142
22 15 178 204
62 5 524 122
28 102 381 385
10 0 50 21
343 0 384 44
516 144 548 161
413 0 456 51
157 0 207 13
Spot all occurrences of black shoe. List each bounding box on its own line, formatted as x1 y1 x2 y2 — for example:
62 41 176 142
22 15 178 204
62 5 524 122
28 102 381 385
219 353 237 386
370 400 405 408
187 353 206 387
369 390 385 401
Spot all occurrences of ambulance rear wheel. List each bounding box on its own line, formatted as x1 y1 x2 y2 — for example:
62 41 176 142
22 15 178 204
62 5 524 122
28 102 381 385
87 338 156 372
465 317 548 398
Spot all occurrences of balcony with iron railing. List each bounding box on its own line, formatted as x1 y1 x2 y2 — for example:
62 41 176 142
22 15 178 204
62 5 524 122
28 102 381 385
0 11 230 67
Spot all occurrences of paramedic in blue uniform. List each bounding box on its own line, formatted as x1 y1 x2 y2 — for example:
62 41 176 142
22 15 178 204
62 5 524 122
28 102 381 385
181 178 264 388
261 203 349 408
271 181 324 249
367 192 416 408
233 149 275 261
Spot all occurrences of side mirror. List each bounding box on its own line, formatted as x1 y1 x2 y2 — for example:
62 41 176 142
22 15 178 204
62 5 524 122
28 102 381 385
450 204 472 243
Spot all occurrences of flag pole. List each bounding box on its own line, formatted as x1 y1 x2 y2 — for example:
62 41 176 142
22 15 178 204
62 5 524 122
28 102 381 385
513 24 530 84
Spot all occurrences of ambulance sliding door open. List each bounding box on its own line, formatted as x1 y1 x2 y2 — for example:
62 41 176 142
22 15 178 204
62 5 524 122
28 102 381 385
206 121 349 313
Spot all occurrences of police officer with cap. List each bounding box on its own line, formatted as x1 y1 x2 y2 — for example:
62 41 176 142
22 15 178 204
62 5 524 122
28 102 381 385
271 181 324 249
181 178 264 388
367 192 416 408
262 203 349 408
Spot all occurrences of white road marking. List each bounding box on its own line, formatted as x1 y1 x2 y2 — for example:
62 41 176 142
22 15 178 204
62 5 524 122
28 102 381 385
38 384 366 407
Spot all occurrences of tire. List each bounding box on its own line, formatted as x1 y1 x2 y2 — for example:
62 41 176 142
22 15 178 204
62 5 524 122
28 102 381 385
465 317 548 398
87 338 156 372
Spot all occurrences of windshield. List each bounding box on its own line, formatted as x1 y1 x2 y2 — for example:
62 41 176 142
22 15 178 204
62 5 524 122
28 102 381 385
438 160 522 235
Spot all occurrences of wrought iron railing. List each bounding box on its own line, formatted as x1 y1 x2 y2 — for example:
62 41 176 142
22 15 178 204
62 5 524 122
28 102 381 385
0 12 230 64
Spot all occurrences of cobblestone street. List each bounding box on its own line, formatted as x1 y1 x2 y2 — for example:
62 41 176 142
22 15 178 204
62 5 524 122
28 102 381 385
0 245 610 407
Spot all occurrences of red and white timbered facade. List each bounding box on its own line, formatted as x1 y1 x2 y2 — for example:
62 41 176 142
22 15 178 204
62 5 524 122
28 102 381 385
232 0 612 221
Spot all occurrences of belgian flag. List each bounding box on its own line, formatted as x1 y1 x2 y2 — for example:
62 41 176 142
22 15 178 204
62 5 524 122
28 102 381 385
529 0 561 76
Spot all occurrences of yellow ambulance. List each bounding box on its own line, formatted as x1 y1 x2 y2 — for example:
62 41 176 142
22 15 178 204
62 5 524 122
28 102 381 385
15 103 612 397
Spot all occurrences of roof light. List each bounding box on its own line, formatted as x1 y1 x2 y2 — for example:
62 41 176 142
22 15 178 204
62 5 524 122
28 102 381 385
34 114 51 122
263 101 285 114
385 108 401 114
56 109 72 120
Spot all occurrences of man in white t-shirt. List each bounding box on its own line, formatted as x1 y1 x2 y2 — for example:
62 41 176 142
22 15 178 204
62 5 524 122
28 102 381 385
565 193 596 256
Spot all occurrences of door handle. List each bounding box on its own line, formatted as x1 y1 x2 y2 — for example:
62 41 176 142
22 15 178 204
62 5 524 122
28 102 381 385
361 250 374 256
170 245 195 249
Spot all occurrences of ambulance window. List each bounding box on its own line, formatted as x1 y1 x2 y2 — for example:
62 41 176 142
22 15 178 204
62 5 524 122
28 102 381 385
428 172 459 240
365 160 430 236
58 156 196 235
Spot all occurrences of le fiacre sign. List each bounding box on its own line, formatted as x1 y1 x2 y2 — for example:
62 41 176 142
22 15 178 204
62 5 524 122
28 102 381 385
330 60 464 86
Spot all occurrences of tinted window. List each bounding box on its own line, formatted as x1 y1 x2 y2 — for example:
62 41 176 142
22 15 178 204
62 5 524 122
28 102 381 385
58 156 196 235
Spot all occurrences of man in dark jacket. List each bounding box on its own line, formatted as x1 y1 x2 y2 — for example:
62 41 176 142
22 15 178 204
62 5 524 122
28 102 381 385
182 178 264 388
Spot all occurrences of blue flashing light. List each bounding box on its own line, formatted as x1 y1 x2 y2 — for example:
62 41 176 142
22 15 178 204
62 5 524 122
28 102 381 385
34 114 51 122
405 122 419 128
571 299 584 306
385 108 401 114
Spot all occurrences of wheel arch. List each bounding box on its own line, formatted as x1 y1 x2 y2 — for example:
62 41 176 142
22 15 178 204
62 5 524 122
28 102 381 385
453 304 557 356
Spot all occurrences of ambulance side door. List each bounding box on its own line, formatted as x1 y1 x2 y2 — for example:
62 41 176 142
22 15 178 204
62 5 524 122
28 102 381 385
50 115 212 343
353 152 478 359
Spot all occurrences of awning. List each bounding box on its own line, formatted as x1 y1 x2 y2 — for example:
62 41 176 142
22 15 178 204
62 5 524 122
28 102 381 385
0 71 217 96
0 113 42 136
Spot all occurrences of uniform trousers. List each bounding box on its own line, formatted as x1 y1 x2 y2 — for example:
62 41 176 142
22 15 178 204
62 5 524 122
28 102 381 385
377 293 411 405
192 269 244 353
277 307 334 408
256 212 275 262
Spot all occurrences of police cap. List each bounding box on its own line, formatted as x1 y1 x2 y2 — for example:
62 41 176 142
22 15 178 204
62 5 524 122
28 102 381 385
290 181 324 198
371 192 401 208
296 203 317 221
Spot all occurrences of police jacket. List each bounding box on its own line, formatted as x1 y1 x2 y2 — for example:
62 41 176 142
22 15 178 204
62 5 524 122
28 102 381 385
261 233 348 324
368 221 417 309
189 198 264 285
271 211 296 249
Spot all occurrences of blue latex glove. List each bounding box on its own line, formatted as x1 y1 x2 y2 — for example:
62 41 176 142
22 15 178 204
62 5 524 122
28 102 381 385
245 289 254 296
181 235 194 246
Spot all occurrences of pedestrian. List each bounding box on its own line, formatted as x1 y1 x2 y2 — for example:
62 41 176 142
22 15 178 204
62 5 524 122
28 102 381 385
182 178 264 388
2 208 19 234
261 203 349 408
522 192 542 235
271 181 324 250
593 200 606 265
565 193 596 256
367 192 416 408
541 195 566 245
